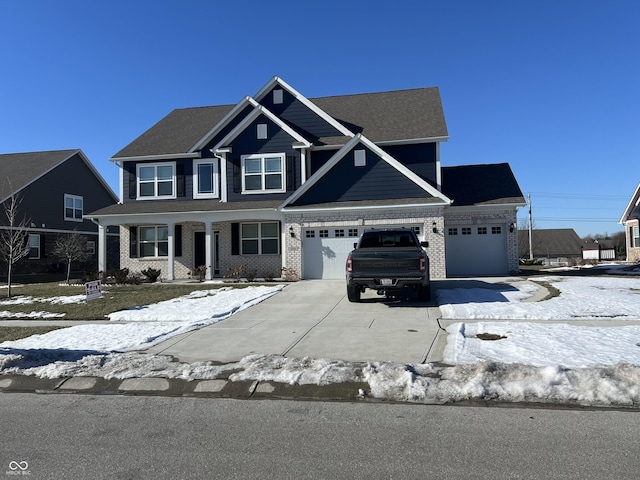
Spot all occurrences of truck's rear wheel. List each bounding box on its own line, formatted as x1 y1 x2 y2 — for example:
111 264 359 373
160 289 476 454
347 284 361 302
418 285 431 302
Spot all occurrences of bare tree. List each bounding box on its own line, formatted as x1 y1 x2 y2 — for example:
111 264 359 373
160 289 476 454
0 193 31 297
53 231 90 284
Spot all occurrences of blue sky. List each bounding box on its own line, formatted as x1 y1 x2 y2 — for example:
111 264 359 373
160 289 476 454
1 0 638 237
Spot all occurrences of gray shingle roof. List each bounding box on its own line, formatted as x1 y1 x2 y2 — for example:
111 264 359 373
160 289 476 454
441 163 526 206
0 149 81 196
112 87 448 159
518 229 583 258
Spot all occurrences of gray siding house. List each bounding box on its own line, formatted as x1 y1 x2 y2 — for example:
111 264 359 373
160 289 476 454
87 77 526 280
0 150 119 276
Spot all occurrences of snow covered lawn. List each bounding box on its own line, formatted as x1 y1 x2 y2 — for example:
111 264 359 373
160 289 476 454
1 273 640 407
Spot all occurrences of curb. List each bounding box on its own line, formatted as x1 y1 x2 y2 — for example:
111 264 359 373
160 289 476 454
0 374 371 402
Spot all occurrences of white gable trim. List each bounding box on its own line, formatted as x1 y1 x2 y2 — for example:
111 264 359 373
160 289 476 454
188 96 260 153
620 182 640 224
254 76 354 138
212 104 311 151
279 133 451 209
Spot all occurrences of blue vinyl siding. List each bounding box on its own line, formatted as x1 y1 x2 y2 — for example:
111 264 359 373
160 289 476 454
260 87 343 141
309 149 338 176
202 104 254 152
225 114 301 202
381 143 438 185
290 146 430 206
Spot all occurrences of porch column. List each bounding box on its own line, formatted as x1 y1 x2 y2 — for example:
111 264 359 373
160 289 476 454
97 224 107 274
205 222 213 280
167 222 175 281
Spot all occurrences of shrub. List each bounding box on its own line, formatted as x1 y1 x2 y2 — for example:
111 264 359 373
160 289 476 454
141 267 162 283
244 268 258 282
189 265 207 282
281 267 299 282
225 264 246 281
262 270 276 282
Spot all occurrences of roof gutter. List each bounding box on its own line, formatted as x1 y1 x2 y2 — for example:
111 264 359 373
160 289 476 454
109 153 200 163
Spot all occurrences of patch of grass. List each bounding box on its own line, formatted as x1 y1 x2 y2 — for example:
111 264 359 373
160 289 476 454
0 282 255 320
529 280 561 301
0 326 64 343
476 333 507 341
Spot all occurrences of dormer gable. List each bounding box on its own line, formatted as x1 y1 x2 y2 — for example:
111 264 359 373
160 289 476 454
254 76 354 144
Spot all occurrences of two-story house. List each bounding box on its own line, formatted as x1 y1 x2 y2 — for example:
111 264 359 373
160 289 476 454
0 150 119 276
87 77 525 280
620 182 640 262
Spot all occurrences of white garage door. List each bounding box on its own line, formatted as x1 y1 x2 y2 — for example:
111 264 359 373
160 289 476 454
445 225 507 277
302 227 361 279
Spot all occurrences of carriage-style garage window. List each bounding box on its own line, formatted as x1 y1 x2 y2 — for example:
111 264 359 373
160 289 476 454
137 163 176 199
241 154 285 193
64 194 83 221
241 222 279 255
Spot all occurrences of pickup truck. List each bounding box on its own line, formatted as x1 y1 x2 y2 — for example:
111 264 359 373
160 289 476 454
345 227 430 302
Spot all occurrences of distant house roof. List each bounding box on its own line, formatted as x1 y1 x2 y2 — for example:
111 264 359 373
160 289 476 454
518 228 583 258
441 163 526 206
111 87 448 160
0 149 117 202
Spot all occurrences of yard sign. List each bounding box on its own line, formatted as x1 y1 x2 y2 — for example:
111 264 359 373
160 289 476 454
85 280 102 301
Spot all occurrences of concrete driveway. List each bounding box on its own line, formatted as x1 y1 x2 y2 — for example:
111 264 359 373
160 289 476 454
145 280 445 364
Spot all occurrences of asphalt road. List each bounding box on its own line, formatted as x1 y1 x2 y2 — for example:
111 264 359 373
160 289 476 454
2 393 638 480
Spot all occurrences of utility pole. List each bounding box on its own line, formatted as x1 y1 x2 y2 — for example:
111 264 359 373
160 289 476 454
528 193 533 260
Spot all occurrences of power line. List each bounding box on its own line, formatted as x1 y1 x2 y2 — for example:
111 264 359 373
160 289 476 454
527 192 627 200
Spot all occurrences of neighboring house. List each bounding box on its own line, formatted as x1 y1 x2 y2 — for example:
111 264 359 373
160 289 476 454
581 240 616 261
620 182 640 262
0 150 120 276
86 77 525 280
518 228 583 266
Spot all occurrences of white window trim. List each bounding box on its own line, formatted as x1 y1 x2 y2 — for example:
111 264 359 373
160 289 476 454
240 221 280 255
241 153 286 194
64 194 83 222
193 159 219 199
137 162 176 200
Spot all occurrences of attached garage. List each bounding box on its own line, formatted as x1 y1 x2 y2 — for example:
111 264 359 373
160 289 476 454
445 224 508 277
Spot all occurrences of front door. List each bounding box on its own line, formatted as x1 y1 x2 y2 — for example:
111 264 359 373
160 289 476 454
194 231 220 276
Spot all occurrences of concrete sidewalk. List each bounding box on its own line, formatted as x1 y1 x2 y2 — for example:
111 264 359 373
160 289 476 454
145 280 446 364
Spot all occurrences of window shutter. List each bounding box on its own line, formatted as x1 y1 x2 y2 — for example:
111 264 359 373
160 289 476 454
286 155 296 191
231 222 240 255
176 162 185 197
233 158 241 193
40 234 46 258
175 224 182 257
129 226 138 258
128 163 136 199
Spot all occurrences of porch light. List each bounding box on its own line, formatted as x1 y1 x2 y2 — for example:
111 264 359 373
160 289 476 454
432 222 438 234
289 226 295 238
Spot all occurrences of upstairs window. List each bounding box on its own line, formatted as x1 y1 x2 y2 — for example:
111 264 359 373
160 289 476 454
241 154 285 194
194 160 219 199
64 194 83 221
138 163 175 199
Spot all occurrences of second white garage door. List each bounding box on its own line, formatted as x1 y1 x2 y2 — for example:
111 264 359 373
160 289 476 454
445 225 507 277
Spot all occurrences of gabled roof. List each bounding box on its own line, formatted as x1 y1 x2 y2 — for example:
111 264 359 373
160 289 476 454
0 149 117 203
280 134 450 209
518 228 583 258
441 164 526 206
311 87 448 144
619 182 640 224
212 104 312 151
255 76 354 139
111 78 448 160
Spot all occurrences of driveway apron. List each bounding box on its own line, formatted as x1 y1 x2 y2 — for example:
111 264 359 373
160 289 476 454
145 280 443 364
